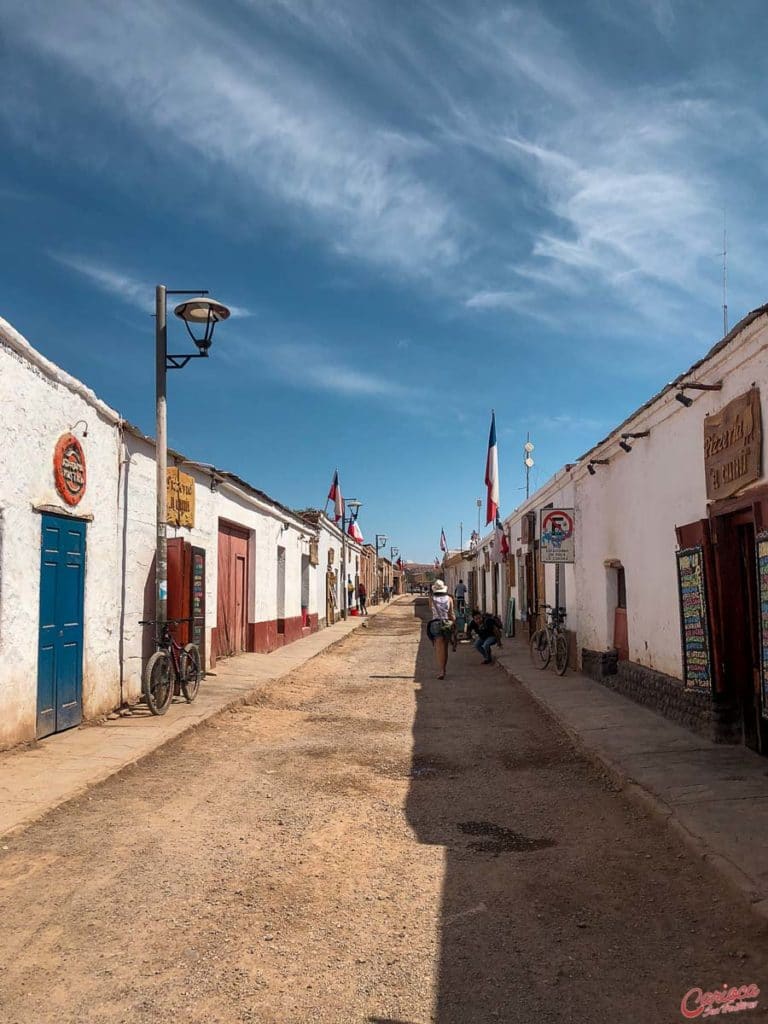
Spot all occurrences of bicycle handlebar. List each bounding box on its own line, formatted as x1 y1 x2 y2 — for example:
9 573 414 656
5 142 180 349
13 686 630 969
138 618 192 626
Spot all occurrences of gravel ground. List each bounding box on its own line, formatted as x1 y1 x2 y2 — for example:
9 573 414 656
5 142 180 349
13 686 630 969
0 598 766 1023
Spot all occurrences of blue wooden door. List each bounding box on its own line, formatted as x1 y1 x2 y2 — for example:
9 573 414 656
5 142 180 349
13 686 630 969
37 514 86 738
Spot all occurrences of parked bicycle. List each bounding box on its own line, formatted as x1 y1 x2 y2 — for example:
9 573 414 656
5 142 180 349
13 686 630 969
529 604 569 676
138 618 202 716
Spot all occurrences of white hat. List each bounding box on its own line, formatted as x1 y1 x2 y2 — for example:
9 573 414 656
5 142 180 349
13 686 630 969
431 579 448 594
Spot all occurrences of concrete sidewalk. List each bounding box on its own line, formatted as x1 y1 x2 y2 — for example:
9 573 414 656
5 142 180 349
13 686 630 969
494 636 768 924
0 602 393 840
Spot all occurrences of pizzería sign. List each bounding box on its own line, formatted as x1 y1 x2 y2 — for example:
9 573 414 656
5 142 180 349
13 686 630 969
704 387 762 500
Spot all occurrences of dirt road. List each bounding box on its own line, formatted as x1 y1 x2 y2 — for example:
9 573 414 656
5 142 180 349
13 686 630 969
1 598 766 1023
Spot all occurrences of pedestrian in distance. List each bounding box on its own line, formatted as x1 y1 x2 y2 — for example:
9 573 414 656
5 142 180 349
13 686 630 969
467 609 503 665
454 578 467 613
358 581 368 616
427 580 455 679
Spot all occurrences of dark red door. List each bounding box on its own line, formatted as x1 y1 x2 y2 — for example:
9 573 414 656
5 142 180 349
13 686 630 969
217 522 249 658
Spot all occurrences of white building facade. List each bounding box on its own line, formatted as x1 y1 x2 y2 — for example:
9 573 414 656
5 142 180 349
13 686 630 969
445 304 768 757
0 317 360 750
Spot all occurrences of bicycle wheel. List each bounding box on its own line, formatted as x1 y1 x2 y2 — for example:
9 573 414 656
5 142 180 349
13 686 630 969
554 634 569 676
530 629 551 669
143 650 174 715
180 643 202 702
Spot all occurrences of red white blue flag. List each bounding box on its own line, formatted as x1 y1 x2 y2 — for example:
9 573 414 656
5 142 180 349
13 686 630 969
485 411 499 525
327 470 343 523
440 528 447 552
348 518 363 543
495 516 510 562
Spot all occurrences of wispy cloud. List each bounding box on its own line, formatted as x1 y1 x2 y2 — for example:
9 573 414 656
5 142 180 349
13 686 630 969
254 341 420 402
5 0 765 346
50 253 252 318
10 0 459 282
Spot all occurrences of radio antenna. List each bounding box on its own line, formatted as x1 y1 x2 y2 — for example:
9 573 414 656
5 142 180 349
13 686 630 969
722 208 728 337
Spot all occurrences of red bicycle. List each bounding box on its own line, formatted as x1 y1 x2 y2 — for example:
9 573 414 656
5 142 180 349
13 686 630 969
139 618 202 715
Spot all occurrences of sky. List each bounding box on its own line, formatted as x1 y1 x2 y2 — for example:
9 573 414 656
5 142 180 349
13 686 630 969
2 0 767 561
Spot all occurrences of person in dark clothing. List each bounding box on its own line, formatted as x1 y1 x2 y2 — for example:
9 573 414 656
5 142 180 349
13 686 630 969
358 581 368 615
467 610 503 664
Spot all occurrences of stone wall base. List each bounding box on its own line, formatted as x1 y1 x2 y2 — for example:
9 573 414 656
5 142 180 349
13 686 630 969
581 648 719 741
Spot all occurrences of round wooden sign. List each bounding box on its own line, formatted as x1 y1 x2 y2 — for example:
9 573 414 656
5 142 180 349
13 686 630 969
54 433 87 506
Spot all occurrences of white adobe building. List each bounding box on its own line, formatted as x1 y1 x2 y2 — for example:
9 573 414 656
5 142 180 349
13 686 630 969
445 304 768 757
0 317 360 751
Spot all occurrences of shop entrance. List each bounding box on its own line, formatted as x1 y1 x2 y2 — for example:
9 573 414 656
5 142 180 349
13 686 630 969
37 513 86 738
713 506 767 754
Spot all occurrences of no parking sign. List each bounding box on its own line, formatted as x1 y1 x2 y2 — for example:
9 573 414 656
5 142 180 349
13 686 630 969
540 508 575 563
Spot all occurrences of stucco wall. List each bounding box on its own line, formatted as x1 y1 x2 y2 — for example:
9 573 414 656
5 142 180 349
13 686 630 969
0 325 123 746
573 314 768 678
0 317 330 749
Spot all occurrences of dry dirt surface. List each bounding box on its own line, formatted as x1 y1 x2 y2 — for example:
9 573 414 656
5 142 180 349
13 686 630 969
1 598 767 1024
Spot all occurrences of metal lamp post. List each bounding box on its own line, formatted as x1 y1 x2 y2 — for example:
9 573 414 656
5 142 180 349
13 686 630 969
390 546 399 596
341 498 362 620
375 533 388 602
155 286 230 629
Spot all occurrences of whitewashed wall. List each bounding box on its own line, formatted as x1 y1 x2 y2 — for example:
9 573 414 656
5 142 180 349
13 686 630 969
0 320 123 747
0 317 328 749
571 312 768 677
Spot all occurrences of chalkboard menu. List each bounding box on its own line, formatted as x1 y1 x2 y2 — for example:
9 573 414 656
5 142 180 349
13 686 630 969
756 532 768 721
676 545 713 691
191 546 206 674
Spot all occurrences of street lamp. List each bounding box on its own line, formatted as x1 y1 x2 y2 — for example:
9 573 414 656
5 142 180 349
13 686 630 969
341 498 362 620
375 533 388 602
155 286 230 629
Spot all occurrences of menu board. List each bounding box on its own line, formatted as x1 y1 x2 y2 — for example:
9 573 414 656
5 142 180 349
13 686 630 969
756 532 768 721
191 546 206 672
676 546 713 691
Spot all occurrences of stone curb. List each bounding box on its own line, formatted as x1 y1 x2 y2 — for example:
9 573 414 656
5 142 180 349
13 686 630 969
494 656 768 929
0 603 395 842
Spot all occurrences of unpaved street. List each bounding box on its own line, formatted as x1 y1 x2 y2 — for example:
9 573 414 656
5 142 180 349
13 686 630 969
1 599 766 1023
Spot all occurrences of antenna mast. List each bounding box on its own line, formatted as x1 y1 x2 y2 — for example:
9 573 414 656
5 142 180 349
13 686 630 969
722 209 728 337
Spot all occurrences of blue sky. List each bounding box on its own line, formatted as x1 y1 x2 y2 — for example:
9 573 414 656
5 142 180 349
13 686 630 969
2 0 767 560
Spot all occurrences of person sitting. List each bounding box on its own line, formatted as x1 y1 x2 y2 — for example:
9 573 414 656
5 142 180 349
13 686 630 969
467 610 503 664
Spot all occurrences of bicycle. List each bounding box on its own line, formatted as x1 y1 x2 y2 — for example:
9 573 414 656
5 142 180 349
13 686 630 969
529 604 569 676
139 618 202 716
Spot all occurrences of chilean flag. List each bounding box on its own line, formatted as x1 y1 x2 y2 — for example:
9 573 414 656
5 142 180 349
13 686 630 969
397 557 403 571
439 528 447 552
327 470 344 523
485 411 499 525
495 516 510 562
348 519 363 543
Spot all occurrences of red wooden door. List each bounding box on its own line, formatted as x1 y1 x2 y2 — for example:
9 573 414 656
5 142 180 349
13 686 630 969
217 522 249 658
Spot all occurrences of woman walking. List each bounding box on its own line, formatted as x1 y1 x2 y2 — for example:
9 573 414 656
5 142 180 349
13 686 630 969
428 580 455 679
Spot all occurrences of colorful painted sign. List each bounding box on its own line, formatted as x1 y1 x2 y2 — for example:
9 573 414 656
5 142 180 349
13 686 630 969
540 508 575 563
167 467 195 528
676 545 713 691
756 532 768 721
53 433 86 506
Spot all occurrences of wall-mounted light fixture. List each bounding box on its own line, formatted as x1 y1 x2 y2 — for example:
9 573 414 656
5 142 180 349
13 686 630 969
619 430 650 453
69 419 89 437
674 380 723 407
587 459 610 476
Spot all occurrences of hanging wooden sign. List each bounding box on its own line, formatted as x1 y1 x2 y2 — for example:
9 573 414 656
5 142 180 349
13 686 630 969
167 467 195 528
704 387 762 500
676 545 713 691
